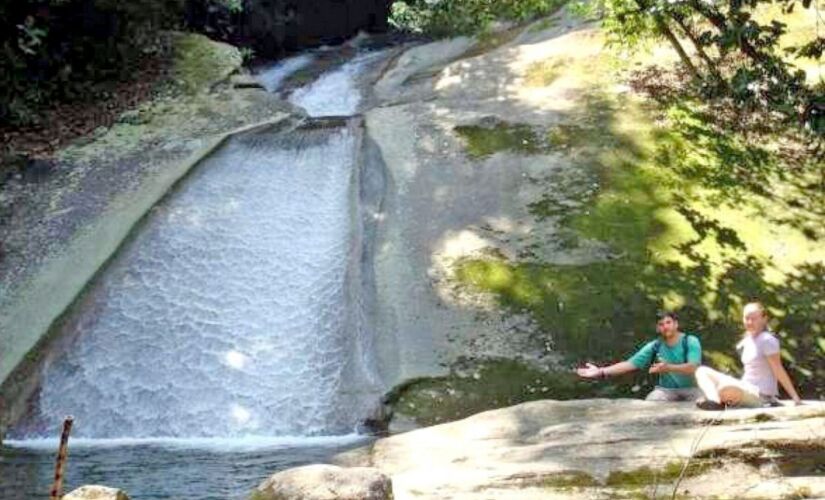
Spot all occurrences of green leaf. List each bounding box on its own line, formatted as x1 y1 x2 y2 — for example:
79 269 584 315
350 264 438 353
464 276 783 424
817 337 825 354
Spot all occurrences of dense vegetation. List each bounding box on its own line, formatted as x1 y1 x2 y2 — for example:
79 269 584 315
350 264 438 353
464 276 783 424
579 0 824 129
1 1 177 125
0 0 245 127
390 0 568 35
5 0 821 129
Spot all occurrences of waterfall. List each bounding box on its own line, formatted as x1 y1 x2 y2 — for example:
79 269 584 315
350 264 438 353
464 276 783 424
257 54 314 93
288 51 387 116
10 52 388 441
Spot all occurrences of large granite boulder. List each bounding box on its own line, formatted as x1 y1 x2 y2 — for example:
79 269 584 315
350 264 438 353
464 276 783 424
255 464 393 500
63 485 130 500
335 399 825 499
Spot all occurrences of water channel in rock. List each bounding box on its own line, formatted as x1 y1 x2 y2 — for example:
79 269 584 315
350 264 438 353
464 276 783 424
0 47 391 500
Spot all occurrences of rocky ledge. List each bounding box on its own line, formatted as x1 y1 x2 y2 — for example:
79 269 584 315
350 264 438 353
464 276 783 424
318 399 824 499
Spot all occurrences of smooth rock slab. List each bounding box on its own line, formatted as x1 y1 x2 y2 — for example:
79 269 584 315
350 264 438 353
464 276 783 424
255 464 393 500
336 398 825 499
63 485 130 500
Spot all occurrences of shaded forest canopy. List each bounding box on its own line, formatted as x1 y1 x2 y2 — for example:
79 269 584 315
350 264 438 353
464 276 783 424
0 0 391 127
2 0 823 131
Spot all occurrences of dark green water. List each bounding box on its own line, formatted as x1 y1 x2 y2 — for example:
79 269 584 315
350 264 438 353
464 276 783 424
0 437 369 499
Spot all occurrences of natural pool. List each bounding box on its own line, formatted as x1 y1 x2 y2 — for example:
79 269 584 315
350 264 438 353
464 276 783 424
0 435 369 499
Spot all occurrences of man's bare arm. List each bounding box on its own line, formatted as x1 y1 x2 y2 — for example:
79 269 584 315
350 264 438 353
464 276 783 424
577 361 637 379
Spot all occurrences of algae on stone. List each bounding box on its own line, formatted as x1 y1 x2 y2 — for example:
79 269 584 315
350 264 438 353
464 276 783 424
454 118 607 160
171 32 243 94
454 120 547 158
387 358 617 426
605 460 714 488
450 90 825 398
541 470 599 488
524 57 569 87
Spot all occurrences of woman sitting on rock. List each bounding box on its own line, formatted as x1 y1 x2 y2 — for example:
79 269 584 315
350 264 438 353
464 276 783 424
695 301 802 410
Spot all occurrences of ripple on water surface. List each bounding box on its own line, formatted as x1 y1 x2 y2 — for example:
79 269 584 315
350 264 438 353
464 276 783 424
10 123 380 440
0 435 369 500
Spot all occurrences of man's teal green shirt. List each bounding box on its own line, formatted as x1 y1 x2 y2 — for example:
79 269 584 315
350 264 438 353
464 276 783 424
627 333 702 388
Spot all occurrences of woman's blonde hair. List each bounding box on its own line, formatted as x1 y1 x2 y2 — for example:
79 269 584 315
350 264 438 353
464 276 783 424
743 301 768 317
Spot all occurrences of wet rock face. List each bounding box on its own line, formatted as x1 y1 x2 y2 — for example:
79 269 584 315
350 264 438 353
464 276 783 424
243 0 392 56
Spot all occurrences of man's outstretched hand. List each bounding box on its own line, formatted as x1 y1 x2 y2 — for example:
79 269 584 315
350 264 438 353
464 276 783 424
577 363 601 379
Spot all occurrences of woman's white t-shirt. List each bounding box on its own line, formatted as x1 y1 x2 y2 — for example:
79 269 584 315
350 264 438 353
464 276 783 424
738 330 780 396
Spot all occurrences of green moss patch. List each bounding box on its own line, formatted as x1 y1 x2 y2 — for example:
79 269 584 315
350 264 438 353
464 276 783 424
461 25 525 60
606 460 713 488
454 120 547 158
454 119 607 160
541 470 600 488
528 17 560 34
451 89 824 398
524 58 569 87
509 462 714 492
172 33 242 93
697 440 825 477
387 358 616 426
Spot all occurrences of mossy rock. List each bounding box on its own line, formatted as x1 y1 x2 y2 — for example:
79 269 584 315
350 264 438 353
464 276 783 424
605 460 713 488
454 117 608 160
386 358 626 426
171 32 243 93
524 57 569 87
450 91 825 399
541 470 599 488
454 120 548 159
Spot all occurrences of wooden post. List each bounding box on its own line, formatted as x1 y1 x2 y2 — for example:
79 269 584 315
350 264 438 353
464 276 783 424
50 416 74 500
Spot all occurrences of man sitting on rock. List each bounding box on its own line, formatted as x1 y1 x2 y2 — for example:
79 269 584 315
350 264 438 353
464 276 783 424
575 311 703 401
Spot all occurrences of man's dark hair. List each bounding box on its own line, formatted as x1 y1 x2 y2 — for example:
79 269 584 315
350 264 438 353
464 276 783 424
656 311 678 321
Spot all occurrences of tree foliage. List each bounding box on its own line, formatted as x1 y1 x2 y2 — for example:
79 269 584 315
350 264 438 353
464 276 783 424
390 0 566 36
575 0 824 128
0 0 245 126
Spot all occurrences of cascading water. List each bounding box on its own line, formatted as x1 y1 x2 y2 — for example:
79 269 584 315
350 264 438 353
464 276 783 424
2 48 390 499
11 121 375 440
257 54 314 93
10 53 385 441
288 51 388 116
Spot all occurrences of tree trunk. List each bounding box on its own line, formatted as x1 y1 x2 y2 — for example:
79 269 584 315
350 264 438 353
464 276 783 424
687 0 766 65
633 0 701 79
670 15 723 80
655 15 702 80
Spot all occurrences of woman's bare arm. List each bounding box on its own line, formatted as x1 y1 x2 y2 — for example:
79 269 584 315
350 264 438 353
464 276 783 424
766 353 802 404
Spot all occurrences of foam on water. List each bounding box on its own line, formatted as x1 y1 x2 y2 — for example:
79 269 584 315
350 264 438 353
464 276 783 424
256 54 315 92
5 433 367 452
11 123 380 440
289 51 386 117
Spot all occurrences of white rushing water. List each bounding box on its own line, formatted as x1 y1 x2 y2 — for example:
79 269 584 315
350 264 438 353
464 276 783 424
11 50 390 440
256 54 314 93
5 434 366 453
289 51 387 117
